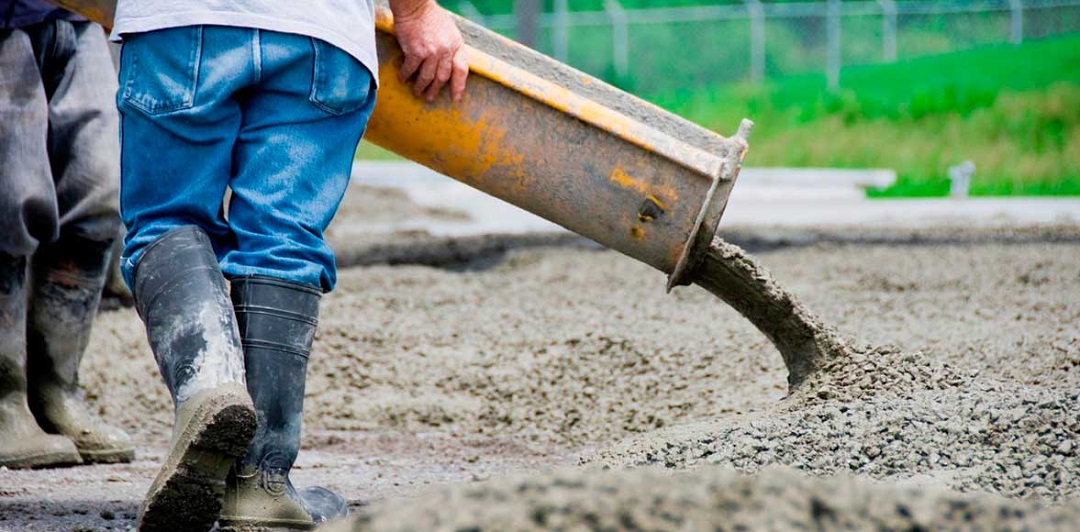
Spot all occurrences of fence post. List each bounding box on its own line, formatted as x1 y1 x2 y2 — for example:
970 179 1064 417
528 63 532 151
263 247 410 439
826 0 841 90
876 0 897 62
605 0 630 81
743 0 766 83
515 0 540 47
553 0 569 62
458 1 485 26
1008 0 1024 45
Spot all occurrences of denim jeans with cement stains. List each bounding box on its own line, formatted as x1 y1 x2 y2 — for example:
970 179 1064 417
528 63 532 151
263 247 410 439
0 20 120 258
117 26 376 292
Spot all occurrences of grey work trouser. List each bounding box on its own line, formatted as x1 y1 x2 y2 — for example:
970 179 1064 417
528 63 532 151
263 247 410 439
0 20 119 257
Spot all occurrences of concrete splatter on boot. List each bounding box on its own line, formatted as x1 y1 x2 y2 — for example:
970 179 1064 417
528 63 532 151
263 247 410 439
133 227 257 532
0 253 83 469
26 234 134 464
220 276 348 531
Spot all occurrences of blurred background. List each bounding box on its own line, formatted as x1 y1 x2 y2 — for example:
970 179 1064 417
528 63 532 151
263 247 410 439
359 0 1080 198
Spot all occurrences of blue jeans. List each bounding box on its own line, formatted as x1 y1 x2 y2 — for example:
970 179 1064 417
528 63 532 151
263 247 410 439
117 26 376 292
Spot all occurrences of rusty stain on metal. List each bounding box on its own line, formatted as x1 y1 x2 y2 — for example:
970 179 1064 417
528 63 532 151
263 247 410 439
50 0 115 29
610 167 652 197
365 61 526 181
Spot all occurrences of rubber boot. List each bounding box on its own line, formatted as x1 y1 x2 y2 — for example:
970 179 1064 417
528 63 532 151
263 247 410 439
26 234 135 464
133 226 257 532
220 276 349 531
0 254 83 469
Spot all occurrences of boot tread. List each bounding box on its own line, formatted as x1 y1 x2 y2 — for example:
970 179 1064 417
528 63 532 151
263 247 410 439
137 386 256 532
0 447 82 469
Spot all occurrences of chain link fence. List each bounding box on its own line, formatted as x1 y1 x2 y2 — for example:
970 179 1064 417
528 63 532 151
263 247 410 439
456 0 1080 95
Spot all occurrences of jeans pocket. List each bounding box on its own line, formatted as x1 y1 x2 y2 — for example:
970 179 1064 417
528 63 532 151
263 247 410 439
119 26 202 115
308 38 374 116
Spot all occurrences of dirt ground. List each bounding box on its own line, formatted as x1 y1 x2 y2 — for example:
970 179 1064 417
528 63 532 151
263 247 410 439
0 186 1077 530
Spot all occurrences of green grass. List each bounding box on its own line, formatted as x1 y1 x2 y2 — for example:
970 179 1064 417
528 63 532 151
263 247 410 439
463 0 857 16
355 141 402 160
651 34 1080 197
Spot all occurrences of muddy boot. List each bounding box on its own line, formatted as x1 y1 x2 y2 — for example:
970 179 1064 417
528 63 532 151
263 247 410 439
220 276 348 531
26 234 135 464
0 254 83 469
133 226 257 532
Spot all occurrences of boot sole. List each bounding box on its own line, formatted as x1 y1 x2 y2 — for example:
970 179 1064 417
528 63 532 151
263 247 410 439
137 385 256 532
78 446 136 464
0 449 83 469
219 517 315 532
219 485 348 531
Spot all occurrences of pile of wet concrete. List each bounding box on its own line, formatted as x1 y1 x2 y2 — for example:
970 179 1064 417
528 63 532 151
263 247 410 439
322 338 1077 530
591 347 1078 502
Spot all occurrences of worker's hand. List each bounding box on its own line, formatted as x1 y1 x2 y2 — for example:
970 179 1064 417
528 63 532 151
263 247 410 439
391 0 469 103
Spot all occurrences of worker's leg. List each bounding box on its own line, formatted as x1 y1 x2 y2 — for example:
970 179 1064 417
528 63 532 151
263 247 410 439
133 226 255 532
219 32 375 292
24 20 133 465
116 26 256 532
0 27 59 258
0 26 83 470
219 30 374 529
38 20 120 244
222 275 347 529
117 26 241 289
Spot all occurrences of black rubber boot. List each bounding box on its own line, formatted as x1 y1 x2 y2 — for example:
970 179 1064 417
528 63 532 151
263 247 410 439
220 276 348 531
26 233 135 464
0 253 83 469
133 226 257 532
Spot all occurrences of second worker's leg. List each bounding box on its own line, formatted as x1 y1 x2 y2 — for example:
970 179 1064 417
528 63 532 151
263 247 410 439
0 24 80 471
27 233 134 464
26 20 132 465
0 253 83 469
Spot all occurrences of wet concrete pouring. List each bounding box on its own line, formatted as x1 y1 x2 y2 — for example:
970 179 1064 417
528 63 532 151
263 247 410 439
1 186 1077 530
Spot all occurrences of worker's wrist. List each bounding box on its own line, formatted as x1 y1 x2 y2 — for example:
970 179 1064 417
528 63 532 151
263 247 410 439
390 0 438 23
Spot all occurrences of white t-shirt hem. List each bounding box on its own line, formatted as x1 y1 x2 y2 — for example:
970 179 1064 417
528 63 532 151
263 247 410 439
110 11 379 86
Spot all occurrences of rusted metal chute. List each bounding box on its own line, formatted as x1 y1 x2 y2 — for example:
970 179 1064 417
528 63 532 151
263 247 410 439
52 0 750 289
52 0 113 27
